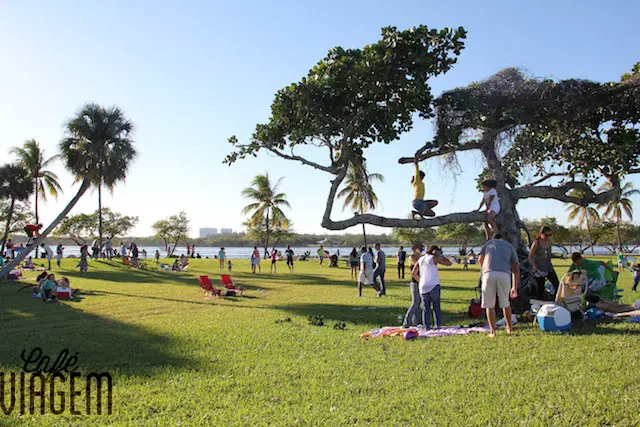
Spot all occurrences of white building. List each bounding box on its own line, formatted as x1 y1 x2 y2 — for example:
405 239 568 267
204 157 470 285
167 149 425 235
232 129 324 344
220 228 233 235
199 228 218 238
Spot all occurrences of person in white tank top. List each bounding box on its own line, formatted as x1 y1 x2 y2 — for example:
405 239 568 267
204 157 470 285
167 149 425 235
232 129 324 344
411 245 452 329
477 179 501 240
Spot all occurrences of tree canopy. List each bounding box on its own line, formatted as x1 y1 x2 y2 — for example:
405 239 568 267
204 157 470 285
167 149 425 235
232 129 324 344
152 211 190 256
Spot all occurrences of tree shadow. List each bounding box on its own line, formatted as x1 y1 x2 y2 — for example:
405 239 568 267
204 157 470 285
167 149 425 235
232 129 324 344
0 282 199 376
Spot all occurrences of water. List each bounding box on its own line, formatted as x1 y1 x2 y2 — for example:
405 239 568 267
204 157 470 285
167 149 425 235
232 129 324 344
33 244 624 259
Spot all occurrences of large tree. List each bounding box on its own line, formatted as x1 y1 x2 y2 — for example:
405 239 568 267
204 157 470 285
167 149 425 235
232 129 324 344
225 26 640 309
0 104 137 278
241 174 291 258
152 211 190 257
337 164 384 247
597 181 639 251
54 208 138 245
0 164 34 254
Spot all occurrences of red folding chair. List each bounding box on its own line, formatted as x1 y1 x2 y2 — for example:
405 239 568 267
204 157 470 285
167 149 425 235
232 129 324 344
220 274 244 295
197 276 221 297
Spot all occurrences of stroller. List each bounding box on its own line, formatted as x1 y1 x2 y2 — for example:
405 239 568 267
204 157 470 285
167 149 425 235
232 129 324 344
329 254 339 268
555 270 588 313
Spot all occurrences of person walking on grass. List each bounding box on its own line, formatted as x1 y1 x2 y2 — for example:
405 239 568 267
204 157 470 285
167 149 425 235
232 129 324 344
56 243 64 268
358 246 380 297
402 243 424 327
373 243 387 295
40 243 53 270
397 246 407 279
349 247 359 280
412 245 451 329
218 247 226 269
478 234 519 337
318 245 325 266
270 249 278 274
285 245 295 272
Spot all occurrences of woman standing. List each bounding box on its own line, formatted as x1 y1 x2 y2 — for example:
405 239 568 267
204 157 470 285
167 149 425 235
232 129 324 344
529 226 560 299
412 245 451 329
402 244 424 327
348 248 358 280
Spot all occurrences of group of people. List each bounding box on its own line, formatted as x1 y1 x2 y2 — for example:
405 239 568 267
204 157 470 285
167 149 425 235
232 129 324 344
352 243 387 297
33 271 77 302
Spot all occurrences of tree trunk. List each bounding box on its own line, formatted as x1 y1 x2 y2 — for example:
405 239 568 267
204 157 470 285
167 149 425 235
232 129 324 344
1 179 92 278
616 213 622 252
362 223 368 247
34 177 39 258
0 197 16 255
586 217 595 256
98 178 103 252
263 211 270 259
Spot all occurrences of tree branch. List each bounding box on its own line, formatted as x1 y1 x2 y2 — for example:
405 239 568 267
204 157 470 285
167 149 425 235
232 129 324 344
522 172 570 187
322 210 486 230
266 147 337 174
398 141 483 164
513 180 619 206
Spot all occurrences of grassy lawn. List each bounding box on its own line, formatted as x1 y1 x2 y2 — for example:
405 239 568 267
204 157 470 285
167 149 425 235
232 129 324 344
1 255 639 426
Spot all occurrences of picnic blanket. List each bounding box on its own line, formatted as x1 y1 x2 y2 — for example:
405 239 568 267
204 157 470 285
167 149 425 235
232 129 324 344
361 325 490 339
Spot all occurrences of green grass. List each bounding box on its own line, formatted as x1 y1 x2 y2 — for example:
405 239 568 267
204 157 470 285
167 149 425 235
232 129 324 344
1 256 639 426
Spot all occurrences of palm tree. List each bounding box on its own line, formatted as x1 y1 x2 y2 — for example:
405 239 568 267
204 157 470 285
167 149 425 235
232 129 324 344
598 181 640 251
9 139 63 225
565 190 600 256
10 139 63 257
0 104 136 278
0 164 34 254
337 163 384 247
241 174 290 258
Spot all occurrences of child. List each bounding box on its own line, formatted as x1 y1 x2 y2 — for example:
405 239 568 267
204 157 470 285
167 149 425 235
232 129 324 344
633 264 640 292
41 273 57 302
24 256 34 269
411 160 438 218
155 250 160 263
270 250 278 274
477 179 500 240
227 259 232 272
56 277 75 299
171 259 181 271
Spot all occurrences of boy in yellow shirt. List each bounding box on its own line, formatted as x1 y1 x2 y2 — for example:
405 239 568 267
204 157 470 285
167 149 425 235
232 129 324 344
411 160 438 218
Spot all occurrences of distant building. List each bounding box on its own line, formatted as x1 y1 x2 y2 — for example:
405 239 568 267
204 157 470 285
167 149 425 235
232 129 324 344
199 228 218 238
220 228 233 235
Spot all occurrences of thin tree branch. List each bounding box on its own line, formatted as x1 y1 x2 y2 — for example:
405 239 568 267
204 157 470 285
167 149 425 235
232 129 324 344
522 172 570 187
398 141 483 164
266 147 337 174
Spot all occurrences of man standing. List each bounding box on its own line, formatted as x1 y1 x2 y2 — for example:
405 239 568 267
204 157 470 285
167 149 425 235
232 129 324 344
56 243 64 267
358 246 379 297
317 245 325 266
40 243 53 270
478 234 519 337
373 243 387 295
285 245 295 272
105 237 113 259
397 246 407 279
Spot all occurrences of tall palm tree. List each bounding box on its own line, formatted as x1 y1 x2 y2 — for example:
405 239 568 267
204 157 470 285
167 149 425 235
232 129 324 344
241 173 290 258
10 139 63 257
565 190 600 256
9 139 63 225
598 181 640 250
0 164 34 254
337 163 384 247
0 104 136 278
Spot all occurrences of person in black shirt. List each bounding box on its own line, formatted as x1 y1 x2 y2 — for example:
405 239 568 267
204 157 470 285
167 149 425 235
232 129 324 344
397 246 407 279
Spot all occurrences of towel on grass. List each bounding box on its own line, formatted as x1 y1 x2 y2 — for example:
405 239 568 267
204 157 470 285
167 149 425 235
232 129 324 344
361 325 490 339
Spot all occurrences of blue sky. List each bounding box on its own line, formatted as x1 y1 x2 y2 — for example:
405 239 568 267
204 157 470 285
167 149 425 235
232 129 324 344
1 0 639 237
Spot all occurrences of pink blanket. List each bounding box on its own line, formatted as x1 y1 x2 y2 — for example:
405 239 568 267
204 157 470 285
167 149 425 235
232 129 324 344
361 325 490 339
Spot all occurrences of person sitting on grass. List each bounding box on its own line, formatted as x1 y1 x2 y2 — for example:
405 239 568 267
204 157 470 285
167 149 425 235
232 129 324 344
24 256 34 269
172 258 181 271
568 252 616 294
411 159 438 218
33 271 48 297
41 273 57 302
477 179 500 240
56 277 75 298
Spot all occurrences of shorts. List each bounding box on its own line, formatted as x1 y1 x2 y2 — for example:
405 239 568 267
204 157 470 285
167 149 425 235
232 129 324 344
350 261 358 268
481 271 511 309
412 200 427 213
271 260 276 265
287 257 294 266
487 204 501 215
359 269 373 285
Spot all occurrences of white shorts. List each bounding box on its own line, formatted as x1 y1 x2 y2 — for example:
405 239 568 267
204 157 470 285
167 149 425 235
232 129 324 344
359 269 373 285
481 271 511 309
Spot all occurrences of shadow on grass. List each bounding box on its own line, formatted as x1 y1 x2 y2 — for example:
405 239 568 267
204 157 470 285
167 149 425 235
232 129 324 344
0 282 198 375
91 289 258 304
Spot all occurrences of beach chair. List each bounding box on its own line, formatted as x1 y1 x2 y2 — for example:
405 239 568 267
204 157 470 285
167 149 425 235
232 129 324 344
220 274 244 295
592 261 623 302
555 270 587 313
197 276 221 297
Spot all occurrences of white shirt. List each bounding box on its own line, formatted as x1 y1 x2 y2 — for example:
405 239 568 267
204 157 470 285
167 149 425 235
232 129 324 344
483 188 500 213
417 254 441 294
43 246 53 259
360 252 373 272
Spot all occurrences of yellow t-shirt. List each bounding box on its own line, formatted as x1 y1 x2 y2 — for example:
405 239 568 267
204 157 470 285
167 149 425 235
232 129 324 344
412 163 424 200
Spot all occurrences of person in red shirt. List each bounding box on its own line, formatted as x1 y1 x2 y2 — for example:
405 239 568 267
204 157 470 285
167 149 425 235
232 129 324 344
24 224 42 245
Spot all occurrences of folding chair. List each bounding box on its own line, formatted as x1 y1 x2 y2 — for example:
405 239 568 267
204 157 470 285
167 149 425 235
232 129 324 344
197 276 221 297
220 274 244 295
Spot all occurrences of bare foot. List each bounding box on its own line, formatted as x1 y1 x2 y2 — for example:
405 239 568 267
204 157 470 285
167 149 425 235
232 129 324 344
506 328 513 335
488 331 496 338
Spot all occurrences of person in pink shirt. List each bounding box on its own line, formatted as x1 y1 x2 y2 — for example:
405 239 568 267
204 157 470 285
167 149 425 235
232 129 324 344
270 249 278 274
